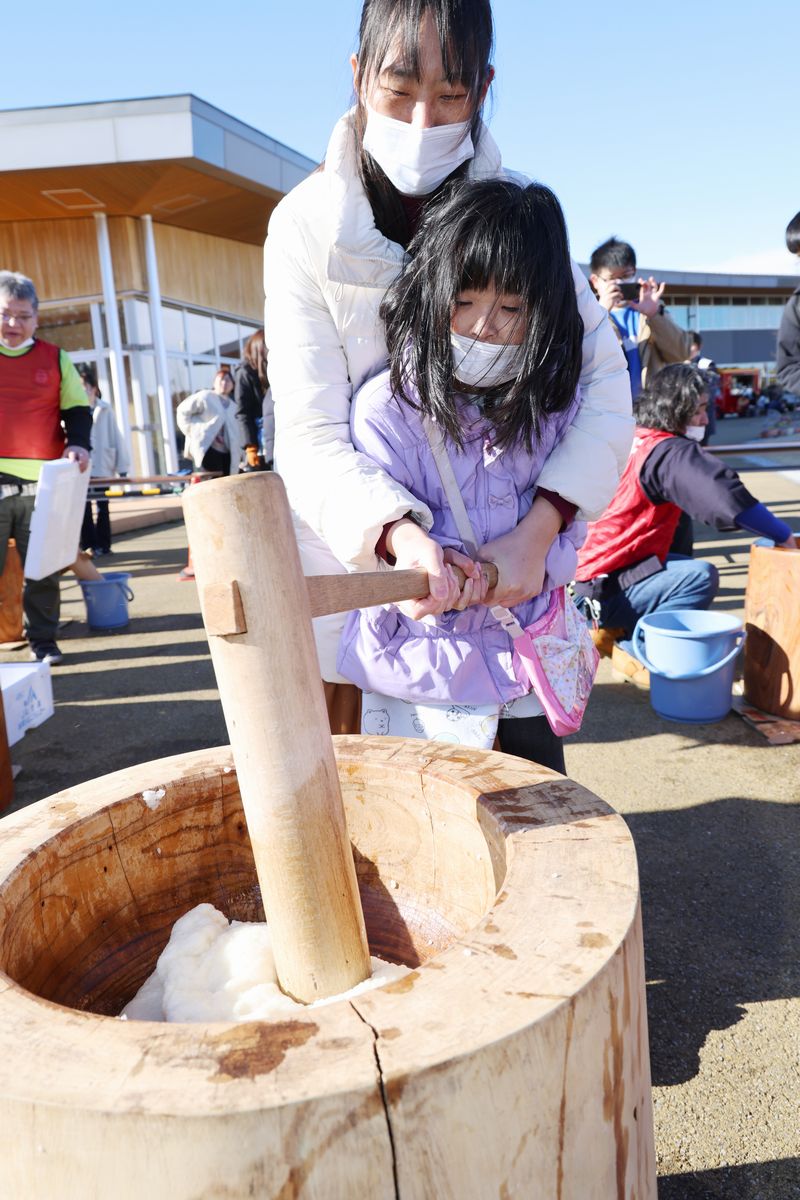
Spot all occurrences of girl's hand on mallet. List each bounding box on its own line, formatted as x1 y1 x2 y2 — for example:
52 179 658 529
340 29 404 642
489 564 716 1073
444 547 490 611
479 493 562 607
387 519 461 618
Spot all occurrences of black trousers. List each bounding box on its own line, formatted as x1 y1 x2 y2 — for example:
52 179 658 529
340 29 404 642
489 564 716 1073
81 499 111 553
201 447 231 476
498 715 566 774
0 492 60 641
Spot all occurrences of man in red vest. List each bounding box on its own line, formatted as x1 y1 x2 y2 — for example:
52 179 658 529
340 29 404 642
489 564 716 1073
0 271 91 664
575 363 796 679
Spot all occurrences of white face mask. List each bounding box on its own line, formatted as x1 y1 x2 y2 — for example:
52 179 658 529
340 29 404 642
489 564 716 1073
451 331 522 389
684 424 705 442
362 104 474 196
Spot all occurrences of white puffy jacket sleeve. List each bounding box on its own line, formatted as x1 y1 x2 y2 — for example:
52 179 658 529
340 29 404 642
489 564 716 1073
536 262 633 519
264 199 432 573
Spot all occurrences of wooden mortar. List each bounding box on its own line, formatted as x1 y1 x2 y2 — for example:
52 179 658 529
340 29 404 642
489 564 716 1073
744 540 800 718
0 741 655 1199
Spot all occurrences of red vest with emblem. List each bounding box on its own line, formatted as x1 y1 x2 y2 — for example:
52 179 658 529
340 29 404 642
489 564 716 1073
576 427 682 580
0 340 65 461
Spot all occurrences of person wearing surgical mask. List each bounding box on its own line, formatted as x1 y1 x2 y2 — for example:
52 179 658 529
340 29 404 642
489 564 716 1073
339 179 586 774
574 364 796 682
264 0 633 736
589 236 692 398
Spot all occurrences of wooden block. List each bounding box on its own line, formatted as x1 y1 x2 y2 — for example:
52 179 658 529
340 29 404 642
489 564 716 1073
201 581 247 636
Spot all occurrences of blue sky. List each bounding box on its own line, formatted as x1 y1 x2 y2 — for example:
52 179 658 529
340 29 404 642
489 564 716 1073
4 0 797 275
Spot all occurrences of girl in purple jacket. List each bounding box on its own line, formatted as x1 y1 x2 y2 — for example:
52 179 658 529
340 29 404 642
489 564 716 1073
338 179 588 772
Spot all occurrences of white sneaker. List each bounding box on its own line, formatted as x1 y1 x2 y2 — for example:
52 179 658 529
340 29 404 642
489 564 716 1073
29 640 63 666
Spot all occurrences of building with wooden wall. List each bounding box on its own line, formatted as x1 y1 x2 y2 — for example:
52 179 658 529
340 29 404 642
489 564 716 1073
0 96 315 472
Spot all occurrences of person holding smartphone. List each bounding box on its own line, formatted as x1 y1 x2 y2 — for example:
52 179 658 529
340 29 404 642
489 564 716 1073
589 237 691 398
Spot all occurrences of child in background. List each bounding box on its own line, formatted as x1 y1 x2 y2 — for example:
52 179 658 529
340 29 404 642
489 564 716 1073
337 179 592 773
77 363 129 556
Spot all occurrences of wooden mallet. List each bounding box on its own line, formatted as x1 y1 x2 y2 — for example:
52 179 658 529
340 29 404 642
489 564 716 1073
183 472 496 1005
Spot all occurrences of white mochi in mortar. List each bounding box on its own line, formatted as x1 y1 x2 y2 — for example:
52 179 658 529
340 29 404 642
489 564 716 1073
121 903 409 1022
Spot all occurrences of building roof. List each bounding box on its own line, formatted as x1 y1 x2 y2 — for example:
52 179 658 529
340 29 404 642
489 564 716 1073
577 264 798 295
633 266 798 292
0 95 317 245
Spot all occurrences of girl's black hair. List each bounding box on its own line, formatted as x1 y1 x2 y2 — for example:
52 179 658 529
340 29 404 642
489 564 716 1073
380 178 584 452
634 363 709 433
353 0 494 247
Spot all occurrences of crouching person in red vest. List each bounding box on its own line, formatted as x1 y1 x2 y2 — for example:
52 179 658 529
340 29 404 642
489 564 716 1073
0 271 91 665
574 363 796 678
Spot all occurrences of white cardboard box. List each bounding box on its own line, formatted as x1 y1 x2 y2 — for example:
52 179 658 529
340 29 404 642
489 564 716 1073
0 662 54 747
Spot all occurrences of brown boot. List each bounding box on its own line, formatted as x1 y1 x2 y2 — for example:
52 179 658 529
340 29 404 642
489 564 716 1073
610 643 650 688
590 626 627 658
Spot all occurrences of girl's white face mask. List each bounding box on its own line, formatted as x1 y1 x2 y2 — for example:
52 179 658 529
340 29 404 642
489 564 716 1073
362 104 474 196
451 331 522 389
683 424 705 442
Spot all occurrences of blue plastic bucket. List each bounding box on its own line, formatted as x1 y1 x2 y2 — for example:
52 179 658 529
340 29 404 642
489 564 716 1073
632 609 745 724
79 572 134 631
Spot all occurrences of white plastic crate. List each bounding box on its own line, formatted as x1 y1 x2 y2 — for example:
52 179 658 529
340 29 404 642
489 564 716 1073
24 459 89 580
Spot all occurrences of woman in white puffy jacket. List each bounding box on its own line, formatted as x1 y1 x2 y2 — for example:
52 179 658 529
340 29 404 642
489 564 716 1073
264 0 633 726
176 369 243 476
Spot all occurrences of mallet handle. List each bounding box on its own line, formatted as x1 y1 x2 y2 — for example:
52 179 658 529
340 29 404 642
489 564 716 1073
183 473 372 1003
307 562 499 618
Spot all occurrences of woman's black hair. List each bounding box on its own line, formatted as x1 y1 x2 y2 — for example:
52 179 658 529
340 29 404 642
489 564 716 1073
634 363 709 433
77 362 101 398
380 178 584 452
353 0 494 247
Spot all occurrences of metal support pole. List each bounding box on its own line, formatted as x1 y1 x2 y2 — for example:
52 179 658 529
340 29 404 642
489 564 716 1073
93 214 133 456
88 303 112 401
123 300 156 476
141 215 178 473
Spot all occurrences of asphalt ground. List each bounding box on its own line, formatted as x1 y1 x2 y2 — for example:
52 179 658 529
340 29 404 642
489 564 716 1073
2 418 799 1198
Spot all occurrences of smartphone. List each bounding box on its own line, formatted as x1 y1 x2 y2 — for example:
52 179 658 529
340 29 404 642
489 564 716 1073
618 282 641 302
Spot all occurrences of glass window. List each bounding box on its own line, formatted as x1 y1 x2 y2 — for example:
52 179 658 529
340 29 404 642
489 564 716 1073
168 357 191 411
162 306 186 352
122 298 153 346
36 305 94 353
135 354 167 474
186 310 215 356
666 305 690 328
215 316 241 359
191 361 219 392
